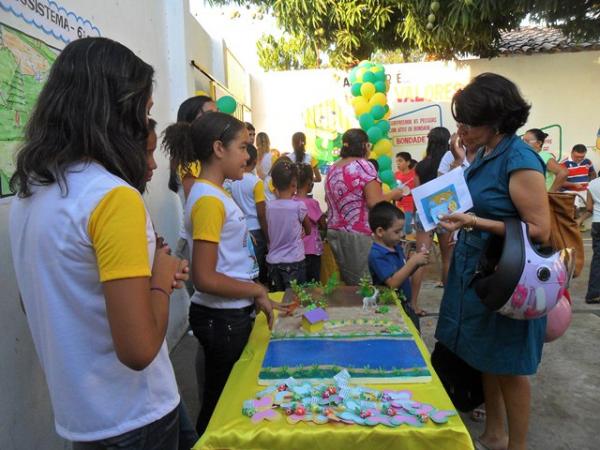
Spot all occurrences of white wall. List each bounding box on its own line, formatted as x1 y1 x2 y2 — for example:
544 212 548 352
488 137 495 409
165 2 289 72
0 1 229 448
252 51 600 169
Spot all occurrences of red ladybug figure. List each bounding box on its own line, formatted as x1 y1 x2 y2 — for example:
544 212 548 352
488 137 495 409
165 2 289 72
277 384 288 392
295 405 306 416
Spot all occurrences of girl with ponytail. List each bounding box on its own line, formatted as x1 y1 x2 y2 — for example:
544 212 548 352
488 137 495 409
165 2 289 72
162 112 283 435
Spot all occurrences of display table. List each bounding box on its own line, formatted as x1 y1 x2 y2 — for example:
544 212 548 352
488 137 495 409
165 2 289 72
193 293 474 450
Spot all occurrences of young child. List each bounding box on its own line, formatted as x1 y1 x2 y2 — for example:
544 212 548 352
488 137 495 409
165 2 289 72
145 118 199 448
296 163 326 283
368 201 429 330
266 159 311 290
228 144 269 284
163 112 279 436
394 152 416 235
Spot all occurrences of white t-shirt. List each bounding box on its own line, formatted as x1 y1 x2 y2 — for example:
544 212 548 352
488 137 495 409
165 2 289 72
185 180 259 309
588 178 600 223
263 175 277 202
228 172 266 231
438 150 470 175
9 162 179 441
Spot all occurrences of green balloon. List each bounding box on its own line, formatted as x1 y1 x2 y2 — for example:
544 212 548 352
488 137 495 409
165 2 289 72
351 83 363 97
374 70 386 82
384 104 390 113
377 120 390 134
371 104 385 120
380 169 395 185
374 80 386 93
377 155 392 170
362 71 376 83
216 95 237 114
359 113 375 131
367 126 383 144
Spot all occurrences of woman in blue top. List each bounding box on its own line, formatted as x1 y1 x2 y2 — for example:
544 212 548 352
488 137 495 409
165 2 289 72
437 73 551 450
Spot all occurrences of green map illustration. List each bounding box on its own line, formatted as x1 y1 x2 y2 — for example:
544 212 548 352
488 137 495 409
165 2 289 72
0 23 58 196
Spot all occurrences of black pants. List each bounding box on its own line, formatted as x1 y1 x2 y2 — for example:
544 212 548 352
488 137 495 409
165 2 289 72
250 229 268 285
586 222 600 300
268 260 306 291
305 254 321 283
189 303 254 436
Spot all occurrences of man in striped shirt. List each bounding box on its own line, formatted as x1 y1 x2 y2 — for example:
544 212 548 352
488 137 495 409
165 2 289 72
562 144 596 191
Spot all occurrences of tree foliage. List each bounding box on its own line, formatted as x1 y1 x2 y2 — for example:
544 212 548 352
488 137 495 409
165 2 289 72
208 0 600 70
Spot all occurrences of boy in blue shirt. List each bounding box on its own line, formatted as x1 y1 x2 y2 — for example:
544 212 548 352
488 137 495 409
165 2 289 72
368 202 429 331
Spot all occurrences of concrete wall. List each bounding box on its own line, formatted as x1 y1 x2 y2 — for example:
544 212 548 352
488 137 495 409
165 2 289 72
0 1 231 448
252 51 600 168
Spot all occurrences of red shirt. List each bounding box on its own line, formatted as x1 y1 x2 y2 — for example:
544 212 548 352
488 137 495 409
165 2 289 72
395 169 415 213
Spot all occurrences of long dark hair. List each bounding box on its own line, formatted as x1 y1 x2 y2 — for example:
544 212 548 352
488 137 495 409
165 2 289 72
10 37 154 197
417 127 450 180
162 112 245 172
168 95 215 192
292 131 306 163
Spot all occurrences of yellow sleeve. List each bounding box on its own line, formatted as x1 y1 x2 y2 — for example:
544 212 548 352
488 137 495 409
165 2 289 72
310 156 318 168
253 179 265 203
88 186 151 282
177 161 201 180
191 196 225 242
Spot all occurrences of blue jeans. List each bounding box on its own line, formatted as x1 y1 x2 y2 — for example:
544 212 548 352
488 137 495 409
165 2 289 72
268 260 306 291
586 222 600 300
189 303 254 436
250 229 268 285
72 404 179 450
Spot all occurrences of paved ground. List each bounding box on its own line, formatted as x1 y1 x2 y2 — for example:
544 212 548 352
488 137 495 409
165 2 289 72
171 231 600 450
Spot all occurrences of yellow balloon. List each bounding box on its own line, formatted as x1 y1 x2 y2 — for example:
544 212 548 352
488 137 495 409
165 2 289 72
369 151 378 159
360 82 376 100
373 138 392 156
369 92 387 107
351 96 362 107
370 66 383 74
383 110 391 120
353 97 370 116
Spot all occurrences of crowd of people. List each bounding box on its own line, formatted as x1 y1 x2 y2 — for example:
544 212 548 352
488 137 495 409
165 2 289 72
7 36 598 450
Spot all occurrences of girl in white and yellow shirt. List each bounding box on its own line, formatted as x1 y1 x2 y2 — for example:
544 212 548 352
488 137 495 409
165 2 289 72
163 112 281 436
9 37 188 449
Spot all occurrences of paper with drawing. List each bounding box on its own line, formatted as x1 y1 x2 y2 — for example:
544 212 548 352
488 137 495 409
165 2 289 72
411 167 473 232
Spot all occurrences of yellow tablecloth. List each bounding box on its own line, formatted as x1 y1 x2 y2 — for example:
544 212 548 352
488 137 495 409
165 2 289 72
194 293 474 450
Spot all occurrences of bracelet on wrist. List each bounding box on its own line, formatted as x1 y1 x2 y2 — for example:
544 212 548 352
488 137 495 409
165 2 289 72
463 212 477 232
150 286 170 298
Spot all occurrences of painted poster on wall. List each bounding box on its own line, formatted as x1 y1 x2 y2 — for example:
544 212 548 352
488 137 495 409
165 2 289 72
385 62 469 158
0 23 59 197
